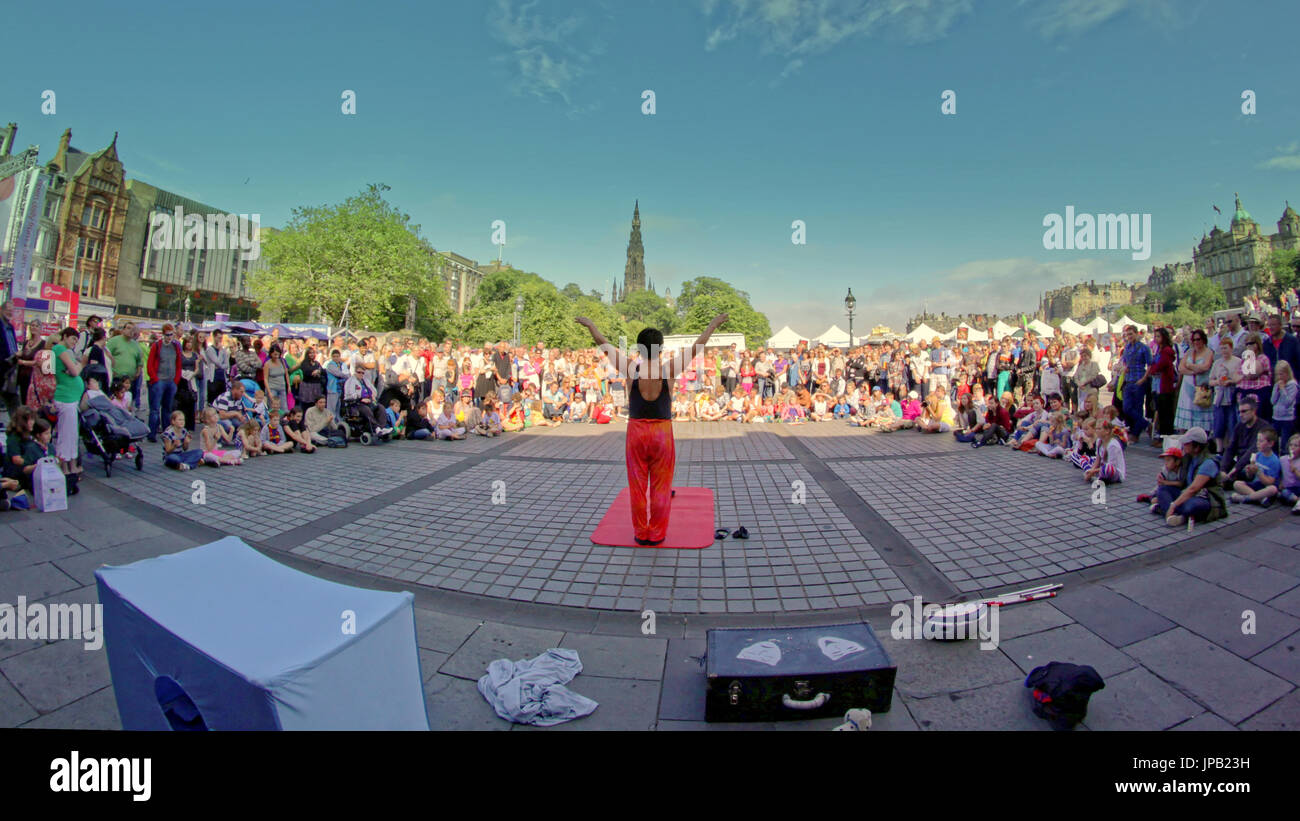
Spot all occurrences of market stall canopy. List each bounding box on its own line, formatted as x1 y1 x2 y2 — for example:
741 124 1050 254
1059 318 1088 335
990 320 1017 339
1084 316 1111 335
1026 319 1056 337
766 325 806 350
1113 315 1148 332
904 323 941 342
814 324 852 347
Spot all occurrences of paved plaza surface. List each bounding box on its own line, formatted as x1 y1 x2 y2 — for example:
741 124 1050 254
2 422 1298 731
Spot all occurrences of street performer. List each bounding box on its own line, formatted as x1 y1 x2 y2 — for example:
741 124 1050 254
576 312 728 545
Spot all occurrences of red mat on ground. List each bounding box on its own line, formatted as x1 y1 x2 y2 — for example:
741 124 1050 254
591 487 715 549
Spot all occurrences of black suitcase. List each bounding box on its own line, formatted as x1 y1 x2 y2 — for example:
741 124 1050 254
705 622 895 722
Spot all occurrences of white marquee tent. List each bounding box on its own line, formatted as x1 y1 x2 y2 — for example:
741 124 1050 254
990 320 1018 340
814 324 852 347
1084 316 1111 336
1026 319 1056 337
1113 315 1148 332
905 323 941 342
766 325 806 350
1059 318 1088 335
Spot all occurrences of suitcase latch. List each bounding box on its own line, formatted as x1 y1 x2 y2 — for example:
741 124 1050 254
793 680 812 700
728 681 741 705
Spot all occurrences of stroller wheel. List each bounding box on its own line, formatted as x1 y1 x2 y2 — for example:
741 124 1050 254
359 431 373 446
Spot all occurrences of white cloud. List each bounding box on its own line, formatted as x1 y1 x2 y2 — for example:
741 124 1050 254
1018 0 1191 39
1261 142 1300 171
702 0 975 58
488 0 597 108
760 255 1149 333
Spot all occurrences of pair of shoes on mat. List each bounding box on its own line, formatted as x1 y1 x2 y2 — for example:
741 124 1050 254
714 527 749 540
634 537 665 546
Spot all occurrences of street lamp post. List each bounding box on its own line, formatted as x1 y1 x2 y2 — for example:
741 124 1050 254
513 295 524 346
844 288 856 347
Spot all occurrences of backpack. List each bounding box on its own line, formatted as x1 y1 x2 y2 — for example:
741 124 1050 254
1025 662 1105 730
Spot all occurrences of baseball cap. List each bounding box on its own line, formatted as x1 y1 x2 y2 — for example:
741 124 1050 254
1180 427 1208 445
908 390 918 399
1160 445 1184 459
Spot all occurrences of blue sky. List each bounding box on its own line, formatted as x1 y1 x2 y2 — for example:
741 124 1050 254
3 0 1297 333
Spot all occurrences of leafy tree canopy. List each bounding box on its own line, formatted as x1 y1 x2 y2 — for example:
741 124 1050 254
249 183 450 338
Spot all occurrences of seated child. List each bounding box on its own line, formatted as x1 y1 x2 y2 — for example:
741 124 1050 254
161 410 204 469
239 418 265 457
435 402 467 440
1033 413 1073 458
1138 444 1185 512
17 418 54 493
502 396 526 432
261 410 295 454
1279 433 1300 507
1231 429 1281 506
199 408 243 466
476 400 504 436
282 406 317 452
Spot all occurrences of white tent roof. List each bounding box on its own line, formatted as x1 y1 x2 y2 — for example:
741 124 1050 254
1114 315 1148 331
814 324 852 347
1059 318 1088 334
1026 319 1055 337
991 320 1017 339
1084 316 1111 335
766 325 806 349
905 323 941 342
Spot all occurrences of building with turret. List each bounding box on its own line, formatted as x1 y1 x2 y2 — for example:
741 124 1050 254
1193 194 1300 306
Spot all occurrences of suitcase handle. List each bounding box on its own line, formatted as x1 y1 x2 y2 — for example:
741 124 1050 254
782 692 830 710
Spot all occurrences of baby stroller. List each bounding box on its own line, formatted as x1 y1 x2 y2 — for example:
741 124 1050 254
80 393 148 476
342 399 392 446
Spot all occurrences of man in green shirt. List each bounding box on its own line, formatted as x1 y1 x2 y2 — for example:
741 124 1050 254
106 322 145 414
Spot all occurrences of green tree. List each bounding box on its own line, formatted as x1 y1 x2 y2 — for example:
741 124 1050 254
673 276 771 348
449 267 628 349
615 289 675 334
1162 275 1227 316
250 184 450 336
1260 249 1300 305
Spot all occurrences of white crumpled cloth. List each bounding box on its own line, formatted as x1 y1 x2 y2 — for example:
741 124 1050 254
477 648 599 726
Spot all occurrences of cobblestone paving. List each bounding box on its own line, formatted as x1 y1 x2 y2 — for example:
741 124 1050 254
99 422 1268 612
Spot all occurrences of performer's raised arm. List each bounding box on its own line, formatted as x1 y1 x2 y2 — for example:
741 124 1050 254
666 313 729 380
575 316 630 377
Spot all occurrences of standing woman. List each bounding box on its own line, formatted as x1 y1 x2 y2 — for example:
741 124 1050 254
297 346 326 408
261 344 292 410
576 312 728 546
52 328 85 478
17 319 44 405
1145 327 1178 442
1237 333 1273 422
1174 329 1214 434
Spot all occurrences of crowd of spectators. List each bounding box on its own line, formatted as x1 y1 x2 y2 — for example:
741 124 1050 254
4 302 1300 529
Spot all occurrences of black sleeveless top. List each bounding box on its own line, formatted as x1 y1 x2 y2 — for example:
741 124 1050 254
629 378 671 420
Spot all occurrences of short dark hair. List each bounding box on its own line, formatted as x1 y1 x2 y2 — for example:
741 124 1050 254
636 327 664 351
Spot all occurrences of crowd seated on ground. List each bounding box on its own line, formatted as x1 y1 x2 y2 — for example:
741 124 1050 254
6 305 1300 530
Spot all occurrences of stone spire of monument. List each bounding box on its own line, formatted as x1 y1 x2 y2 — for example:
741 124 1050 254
623 200 646 295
